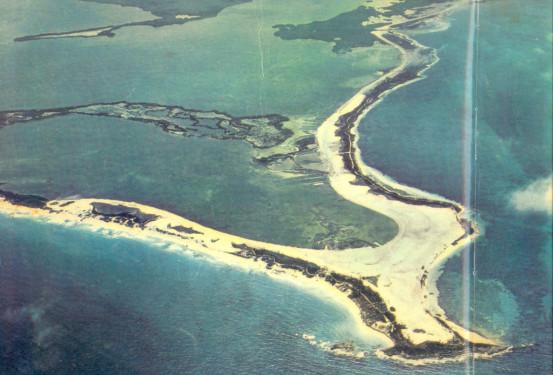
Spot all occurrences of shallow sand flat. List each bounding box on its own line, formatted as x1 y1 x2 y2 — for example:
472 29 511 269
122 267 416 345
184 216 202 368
27 26 115 39
315 129 483 345
175 15 200 20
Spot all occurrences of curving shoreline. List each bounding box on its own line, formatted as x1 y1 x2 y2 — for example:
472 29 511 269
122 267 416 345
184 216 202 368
0 0 513 366
313 0 507 364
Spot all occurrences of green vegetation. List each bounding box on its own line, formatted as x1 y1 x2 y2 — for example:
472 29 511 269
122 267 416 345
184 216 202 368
274 6 383 54
273 0 452 54
15 0 253 41
82 0 251 18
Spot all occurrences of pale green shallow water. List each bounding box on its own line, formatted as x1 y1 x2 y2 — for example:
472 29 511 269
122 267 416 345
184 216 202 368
0 0 401 249
0 114 397 248
0 2 403 372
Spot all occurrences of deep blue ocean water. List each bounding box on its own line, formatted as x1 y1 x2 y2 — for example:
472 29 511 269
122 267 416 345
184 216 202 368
0 216 536 375
0 216 376 374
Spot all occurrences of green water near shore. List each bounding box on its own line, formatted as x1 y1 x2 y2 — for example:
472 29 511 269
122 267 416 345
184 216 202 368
0 0 400 249
0 114 397 248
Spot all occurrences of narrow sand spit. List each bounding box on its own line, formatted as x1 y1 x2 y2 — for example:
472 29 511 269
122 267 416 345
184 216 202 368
18 26 115 40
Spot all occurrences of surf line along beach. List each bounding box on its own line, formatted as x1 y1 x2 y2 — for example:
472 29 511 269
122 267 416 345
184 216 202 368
0 0 510 366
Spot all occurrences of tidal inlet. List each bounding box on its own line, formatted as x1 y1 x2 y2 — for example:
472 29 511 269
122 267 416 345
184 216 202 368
0 0 551 374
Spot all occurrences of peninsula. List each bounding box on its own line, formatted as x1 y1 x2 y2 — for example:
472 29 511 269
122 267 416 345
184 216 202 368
0 0 511 365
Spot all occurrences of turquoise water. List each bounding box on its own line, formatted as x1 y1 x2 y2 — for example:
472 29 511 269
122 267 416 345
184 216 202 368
0 215 527 375
0 0 551 373
0 216 377 374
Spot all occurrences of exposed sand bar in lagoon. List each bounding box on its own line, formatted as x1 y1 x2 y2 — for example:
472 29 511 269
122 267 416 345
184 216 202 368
17 26 116 40
17 12 200 41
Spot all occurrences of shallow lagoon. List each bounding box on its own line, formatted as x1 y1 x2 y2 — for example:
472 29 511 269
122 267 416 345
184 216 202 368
0 0 398 115
0 0 400 249
0 114 397 248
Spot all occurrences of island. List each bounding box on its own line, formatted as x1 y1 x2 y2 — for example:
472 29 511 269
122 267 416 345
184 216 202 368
14 0 252 42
